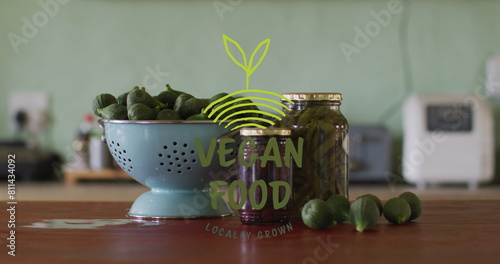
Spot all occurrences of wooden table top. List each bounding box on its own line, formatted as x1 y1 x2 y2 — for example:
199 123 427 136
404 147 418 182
1 200 499 264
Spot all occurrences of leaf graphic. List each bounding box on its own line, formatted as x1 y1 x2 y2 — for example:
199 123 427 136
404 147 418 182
248 39 270 75
222 34 248 72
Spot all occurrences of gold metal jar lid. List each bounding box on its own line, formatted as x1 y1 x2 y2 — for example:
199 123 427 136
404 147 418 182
281 93 343 101
240 127 291 136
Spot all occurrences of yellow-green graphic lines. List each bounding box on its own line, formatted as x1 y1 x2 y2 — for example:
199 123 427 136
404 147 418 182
211 35 294 130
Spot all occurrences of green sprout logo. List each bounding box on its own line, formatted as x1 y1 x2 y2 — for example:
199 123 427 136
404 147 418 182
223 34 269 90
203 34 293 130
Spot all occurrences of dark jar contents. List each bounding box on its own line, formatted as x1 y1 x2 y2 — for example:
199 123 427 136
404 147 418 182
275 93 349 219
237 128 294 225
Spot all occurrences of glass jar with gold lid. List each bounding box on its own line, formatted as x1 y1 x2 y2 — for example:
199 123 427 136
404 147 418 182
275 93 349 218
237 127 294 225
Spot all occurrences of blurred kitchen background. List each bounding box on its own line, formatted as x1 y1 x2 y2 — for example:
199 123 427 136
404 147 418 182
0 0 499 201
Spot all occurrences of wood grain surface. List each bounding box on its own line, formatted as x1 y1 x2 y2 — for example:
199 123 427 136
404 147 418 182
0 200 499 264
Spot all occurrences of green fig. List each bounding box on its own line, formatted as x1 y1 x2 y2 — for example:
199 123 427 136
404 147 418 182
356 194 383 216
156 109 181 120
231 99 260 118
383 198 411 225
166 84 187 97
326 194 351 224
92 93 117 117
349 197 380 232
398 192 422 221
127 87 164 109
181 98 209 119
209 92 231 104
98 104 128 120
302 199 335 230
117 92 128 106
156 91 178 110
173 93 194 117
187 112 210 120
127 103 159 120
208 102 235 121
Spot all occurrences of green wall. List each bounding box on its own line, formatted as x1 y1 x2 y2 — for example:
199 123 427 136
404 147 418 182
1 0 500 178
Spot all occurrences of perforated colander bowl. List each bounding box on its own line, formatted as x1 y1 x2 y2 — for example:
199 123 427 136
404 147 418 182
101 120 238 219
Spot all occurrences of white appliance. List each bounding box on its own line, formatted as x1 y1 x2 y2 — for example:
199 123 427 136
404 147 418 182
402 94 494 190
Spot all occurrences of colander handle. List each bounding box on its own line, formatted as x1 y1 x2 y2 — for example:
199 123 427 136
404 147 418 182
97 119 106 142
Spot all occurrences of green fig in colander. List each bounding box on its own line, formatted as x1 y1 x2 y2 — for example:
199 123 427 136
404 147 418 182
207 94 236 117
92 93 117 117
231 99 260 118
156 91 178 110
187 112 210 120
209 92 231 104
156 109 181 120
181 98 209 119
166 84 187 97
127 103 159 120
98 104 128 120
127 87 164 109
208 102 236 121
173 93 194 117
117 92 128 107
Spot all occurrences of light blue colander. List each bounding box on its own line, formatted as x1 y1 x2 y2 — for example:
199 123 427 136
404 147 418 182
101 120 237 219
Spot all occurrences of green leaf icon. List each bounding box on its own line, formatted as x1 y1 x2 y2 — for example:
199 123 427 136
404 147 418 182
222 34 271 89
222 34 247 73
248 38 270 75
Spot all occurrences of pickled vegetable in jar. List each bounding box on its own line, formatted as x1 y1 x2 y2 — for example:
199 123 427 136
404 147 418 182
275 93 349 219
237 128 294 225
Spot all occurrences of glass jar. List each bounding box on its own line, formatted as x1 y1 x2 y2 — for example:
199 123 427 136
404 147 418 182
275 93 349 218
237 128 293 225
